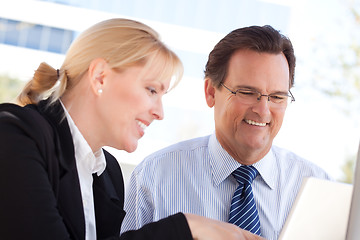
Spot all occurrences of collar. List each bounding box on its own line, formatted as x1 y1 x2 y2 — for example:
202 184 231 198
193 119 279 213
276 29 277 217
36 99 75 172
61 101 106 176
208 133 276 189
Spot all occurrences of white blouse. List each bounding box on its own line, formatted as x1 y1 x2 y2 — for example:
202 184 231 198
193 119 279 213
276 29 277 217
61 102 106 240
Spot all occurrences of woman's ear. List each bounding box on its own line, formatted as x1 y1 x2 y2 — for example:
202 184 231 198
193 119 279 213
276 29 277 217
204 78 216 108
88 58 108 95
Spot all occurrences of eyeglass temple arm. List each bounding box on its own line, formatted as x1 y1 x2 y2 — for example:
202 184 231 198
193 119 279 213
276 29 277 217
289 90 295 102
221 83 237 94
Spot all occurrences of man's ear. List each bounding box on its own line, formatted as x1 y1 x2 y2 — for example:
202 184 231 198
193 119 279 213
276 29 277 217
204 78 216 108
88 58 108 95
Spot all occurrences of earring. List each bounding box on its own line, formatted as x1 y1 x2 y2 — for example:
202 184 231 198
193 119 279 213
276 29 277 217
97 89 103 94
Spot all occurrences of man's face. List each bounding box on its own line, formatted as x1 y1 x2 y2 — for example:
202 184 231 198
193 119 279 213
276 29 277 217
205 49 291 164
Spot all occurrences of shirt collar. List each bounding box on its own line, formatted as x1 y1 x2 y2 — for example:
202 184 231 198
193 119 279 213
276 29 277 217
253 149 277 189
60 101 106 176
208 133 276 189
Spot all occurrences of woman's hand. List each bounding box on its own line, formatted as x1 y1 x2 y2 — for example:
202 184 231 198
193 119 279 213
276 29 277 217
184 213 266 240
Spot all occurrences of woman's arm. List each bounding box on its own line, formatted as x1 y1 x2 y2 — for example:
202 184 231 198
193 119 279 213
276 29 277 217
185 213 265 240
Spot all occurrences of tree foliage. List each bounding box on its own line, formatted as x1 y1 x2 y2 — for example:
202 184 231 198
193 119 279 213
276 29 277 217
0 74 25 104
340 154 356 183
337 0 360 183
307 0 360 114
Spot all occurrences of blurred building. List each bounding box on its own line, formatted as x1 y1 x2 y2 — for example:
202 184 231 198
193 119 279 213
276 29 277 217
0 0 291 79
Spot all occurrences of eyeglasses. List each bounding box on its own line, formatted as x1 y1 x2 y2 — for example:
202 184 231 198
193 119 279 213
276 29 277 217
221 83 295 108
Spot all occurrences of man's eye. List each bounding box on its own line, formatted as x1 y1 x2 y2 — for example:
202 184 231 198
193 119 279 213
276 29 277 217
147 87 157 95
270 95 286 100
237 90 256 96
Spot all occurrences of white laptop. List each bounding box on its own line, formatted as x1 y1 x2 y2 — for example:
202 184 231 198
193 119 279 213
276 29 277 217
345 140 360 240
279 141 360 240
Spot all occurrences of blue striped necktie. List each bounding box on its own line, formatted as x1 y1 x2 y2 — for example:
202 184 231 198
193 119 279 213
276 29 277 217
228 165 261 236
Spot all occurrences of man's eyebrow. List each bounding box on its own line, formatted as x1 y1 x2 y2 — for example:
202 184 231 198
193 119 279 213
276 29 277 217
270 91 290 95
233 85 257 90
234 85 289 94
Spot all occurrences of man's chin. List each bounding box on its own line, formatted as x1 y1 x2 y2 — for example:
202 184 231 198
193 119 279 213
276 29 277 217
243 138 271 152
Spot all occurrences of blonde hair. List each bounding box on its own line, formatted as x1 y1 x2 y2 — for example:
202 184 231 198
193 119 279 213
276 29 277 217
17 18 183 106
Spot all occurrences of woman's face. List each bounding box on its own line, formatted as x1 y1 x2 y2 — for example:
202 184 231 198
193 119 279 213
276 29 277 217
96 60 171 153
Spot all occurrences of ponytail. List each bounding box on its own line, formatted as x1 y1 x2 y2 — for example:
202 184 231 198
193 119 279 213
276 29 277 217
17 62 67 106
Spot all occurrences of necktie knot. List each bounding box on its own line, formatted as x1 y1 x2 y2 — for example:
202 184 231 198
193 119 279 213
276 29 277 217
232 165 258 186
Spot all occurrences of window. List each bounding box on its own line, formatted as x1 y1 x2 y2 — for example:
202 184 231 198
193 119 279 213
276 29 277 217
0 17 74 54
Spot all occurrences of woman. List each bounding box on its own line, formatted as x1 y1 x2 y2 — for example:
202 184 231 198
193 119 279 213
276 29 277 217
0 18 263 240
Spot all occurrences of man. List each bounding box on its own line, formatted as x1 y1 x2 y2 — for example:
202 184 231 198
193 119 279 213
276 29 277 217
121 25 331 240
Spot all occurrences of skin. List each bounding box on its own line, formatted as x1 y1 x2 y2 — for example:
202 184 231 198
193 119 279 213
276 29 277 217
61 57 169 153
205 49 290 165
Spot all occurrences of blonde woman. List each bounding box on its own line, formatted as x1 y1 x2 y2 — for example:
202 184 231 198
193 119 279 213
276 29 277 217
0 18 263 240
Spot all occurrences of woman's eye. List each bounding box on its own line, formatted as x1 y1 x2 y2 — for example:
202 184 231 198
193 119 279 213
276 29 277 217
147 87 157 95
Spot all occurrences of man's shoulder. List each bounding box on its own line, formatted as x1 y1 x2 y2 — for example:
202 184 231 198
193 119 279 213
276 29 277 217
271 145 331 179
271 145 306 161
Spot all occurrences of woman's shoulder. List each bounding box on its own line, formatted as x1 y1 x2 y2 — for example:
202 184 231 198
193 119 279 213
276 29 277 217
0 102 54 142
0 102 24 115
0 102 41 121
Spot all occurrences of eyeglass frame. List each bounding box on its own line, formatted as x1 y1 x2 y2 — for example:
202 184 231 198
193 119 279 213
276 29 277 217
220 83 295 105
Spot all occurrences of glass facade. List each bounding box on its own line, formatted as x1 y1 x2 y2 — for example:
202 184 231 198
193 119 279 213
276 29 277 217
0 17 74 54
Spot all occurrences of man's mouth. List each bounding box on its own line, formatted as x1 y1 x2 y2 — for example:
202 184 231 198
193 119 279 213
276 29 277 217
245 119 267 127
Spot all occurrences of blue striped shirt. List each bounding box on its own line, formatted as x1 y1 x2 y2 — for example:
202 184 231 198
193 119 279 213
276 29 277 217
122 133 332 240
